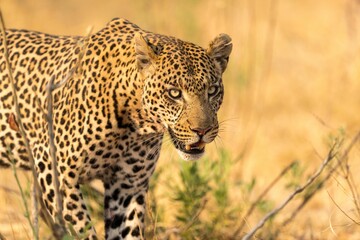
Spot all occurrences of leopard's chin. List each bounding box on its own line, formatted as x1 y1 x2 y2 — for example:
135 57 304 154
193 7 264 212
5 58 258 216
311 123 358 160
176 148 205 161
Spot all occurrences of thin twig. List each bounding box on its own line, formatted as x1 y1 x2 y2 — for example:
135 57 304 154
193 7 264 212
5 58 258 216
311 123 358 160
232 161 296 238
241 142 338 240
347 171 360 219
327 190 360 225
31 181 39 239
337 145 360 219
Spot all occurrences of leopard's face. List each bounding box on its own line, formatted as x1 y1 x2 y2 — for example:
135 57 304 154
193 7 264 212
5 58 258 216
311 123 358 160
135 33 232 161
162 80 223 161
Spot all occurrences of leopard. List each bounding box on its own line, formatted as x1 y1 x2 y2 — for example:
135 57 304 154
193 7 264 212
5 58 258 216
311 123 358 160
0 18 232 239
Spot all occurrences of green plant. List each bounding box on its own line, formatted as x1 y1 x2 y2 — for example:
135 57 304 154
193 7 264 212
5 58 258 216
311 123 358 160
146 167 165 239
164 149 241 239
173 160 210 239
285 161 306 190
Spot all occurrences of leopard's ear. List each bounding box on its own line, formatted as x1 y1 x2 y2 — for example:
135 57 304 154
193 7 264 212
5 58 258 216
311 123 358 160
207 34 232 74
134 32 157 77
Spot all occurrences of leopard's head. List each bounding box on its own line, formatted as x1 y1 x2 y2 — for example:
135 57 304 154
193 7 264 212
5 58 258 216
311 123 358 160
135 32 232 161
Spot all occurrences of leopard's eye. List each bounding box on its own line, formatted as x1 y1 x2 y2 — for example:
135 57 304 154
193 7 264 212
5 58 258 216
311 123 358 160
168 88 182 100
208 85 219 97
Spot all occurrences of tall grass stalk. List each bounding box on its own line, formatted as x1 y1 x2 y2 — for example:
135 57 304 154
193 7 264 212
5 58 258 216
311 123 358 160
7 148 37 239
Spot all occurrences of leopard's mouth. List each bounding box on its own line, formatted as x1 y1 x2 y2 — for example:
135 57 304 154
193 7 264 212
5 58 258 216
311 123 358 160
168 128 206 161
181 141 206 155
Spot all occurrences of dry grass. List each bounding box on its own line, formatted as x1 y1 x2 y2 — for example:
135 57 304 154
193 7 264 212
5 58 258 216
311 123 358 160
1 0 360 239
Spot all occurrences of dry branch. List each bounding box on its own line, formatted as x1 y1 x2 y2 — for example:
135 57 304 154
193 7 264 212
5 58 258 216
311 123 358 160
232 161 296 238
279 179 323 229
242 131 360 239
269 131 360 238
45 69 82 228
241 141 339 240
44 27 88 236
47 75 66 228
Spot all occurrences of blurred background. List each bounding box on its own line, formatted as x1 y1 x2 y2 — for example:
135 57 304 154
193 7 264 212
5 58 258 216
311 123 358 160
1 0 360 239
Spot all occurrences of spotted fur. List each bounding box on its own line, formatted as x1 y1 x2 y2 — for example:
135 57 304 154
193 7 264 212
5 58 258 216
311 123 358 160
0 18 232 239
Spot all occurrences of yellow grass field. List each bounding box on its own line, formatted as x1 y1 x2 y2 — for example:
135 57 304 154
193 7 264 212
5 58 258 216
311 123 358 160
1 0 360 239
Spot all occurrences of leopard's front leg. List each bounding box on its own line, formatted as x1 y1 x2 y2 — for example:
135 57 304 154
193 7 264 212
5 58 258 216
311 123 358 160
33 144 97 239
104 179 149 240
36 174 97 239
62 183 98 239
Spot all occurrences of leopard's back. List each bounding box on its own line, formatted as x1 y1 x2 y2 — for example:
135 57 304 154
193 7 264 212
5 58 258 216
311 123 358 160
0 29 81 169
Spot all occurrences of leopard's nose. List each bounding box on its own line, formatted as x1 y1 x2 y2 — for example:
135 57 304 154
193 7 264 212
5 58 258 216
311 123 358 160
190 126 212 137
